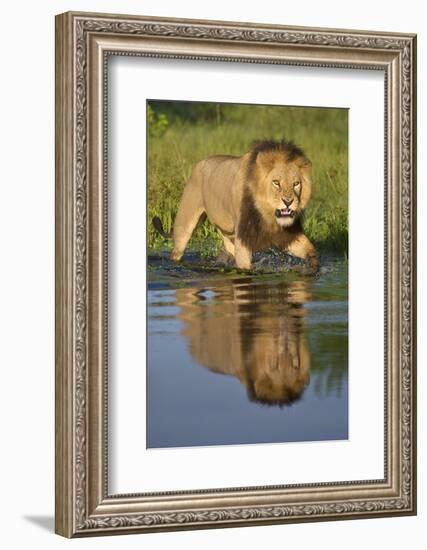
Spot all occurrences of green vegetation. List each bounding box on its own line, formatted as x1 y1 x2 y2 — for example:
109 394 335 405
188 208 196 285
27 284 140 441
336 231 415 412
147 101 348 256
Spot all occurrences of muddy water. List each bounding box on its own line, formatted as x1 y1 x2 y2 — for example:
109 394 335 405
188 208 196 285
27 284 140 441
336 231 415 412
147 255 348 448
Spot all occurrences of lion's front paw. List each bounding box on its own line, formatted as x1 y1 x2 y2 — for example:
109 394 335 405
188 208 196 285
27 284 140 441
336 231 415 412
306 252 320 275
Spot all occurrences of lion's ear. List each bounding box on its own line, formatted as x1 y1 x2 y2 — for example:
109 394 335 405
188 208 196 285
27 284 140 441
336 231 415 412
255 151 275 173
298 157 312 168
299 161 313 209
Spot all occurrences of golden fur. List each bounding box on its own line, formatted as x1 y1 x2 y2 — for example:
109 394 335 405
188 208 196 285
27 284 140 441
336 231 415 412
171 140 319 272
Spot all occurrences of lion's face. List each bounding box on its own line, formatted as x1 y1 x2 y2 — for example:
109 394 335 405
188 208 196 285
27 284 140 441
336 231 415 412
253 153 312 228
246 324 310 404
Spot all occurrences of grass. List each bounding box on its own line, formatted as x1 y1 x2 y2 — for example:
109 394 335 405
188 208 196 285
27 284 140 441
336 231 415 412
147 101 348 257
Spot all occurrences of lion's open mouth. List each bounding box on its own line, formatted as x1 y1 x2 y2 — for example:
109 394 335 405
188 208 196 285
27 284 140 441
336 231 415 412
275 208 295 218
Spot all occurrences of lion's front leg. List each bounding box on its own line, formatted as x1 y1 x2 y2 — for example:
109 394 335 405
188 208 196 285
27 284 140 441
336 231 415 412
234 238 252 270
286 234 319 274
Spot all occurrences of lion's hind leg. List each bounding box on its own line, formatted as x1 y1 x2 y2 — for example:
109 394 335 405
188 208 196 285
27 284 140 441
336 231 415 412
171 180 205 262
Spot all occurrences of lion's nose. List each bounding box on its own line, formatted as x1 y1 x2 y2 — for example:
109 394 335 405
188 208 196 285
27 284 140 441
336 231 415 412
283 198 294 207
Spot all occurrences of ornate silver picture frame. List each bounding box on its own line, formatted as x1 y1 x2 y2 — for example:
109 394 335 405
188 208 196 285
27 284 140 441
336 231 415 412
55 11 417 537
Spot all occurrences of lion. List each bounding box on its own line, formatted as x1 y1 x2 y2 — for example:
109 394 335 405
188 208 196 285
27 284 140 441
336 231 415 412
175 278 311 406
153 139 319 273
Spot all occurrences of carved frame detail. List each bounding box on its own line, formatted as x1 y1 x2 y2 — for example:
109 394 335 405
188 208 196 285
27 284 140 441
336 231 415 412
55 11 416 537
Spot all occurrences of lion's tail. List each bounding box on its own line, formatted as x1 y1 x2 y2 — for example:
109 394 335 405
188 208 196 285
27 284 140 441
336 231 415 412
152 216 172 239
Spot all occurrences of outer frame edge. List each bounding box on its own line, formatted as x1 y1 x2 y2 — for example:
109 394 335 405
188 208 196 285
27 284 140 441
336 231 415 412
54 11 417 538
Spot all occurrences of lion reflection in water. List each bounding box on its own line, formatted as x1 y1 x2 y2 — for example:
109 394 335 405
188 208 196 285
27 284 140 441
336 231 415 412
175 279 311 406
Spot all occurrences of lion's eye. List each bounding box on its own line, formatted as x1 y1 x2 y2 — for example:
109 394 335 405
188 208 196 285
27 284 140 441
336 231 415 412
272 180 280 188
294 181 301 189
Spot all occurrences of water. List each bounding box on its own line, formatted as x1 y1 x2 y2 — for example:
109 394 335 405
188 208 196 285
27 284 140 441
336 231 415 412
147 254 348 448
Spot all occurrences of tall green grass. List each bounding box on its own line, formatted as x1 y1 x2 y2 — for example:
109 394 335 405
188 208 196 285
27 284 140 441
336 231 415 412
148 102 348 256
